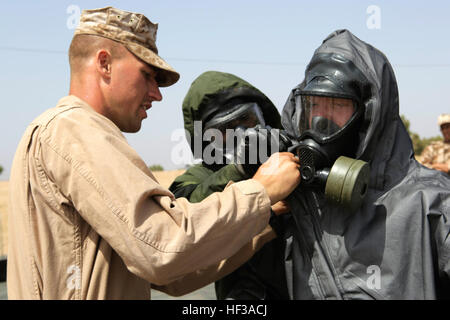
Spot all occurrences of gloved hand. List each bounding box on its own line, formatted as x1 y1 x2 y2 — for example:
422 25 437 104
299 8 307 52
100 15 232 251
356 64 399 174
233 126 260 177
233 125 292 177
276 128 293 153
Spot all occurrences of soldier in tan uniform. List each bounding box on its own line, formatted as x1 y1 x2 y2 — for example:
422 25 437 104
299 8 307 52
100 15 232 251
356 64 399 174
7 7 301 299
420 114 450 174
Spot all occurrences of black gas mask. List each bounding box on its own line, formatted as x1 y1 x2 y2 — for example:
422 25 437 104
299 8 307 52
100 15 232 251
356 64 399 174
291 55 372 211
202 102 267 165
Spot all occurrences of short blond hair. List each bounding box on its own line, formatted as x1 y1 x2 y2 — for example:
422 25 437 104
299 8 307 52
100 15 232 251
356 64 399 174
68 34 126 75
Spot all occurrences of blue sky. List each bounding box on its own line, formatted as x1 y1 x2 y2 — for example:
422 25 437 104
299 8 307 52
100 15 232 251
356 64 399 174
0 0 449 179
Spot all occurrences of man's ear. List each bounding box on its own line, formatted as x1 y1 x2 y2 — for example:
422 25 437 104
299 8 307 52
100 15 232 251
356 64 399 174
96 49 112 79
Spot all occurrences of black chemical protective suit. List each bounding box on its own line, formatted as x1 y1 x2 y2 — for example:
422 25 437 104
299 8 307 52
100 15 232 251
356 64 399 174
281 30 450 299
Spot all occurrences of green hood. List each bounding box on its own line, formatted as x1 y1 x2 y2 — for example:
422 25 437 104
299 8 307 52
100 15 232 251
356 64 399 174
182 71 282 154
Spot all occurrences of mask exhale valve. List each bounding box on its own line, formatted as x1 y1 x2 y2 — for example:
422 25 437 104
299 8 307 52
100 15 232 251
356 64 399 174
295 143 370 211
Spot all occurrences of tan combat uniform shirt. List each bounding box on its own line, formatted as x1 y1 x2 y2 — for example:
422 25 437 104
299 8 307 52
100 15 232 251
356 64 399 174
7 96 273 299
420 140 450 173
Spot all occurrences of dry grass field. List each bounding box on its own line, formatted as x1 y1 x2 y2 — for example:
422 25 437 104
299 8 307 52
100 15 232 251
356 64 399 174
0 170 185 257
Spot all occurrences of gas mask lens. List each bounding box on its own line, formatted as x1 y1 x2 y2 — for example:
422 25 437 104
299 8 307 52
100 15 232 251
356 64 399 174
296 95 357 140
204 102 266 161
292 94 369 212
204 102 266 134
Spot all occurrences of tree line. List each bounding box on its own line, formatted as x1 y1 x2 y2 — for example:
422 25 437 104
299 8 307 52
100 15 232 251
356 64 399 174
401 115 442 156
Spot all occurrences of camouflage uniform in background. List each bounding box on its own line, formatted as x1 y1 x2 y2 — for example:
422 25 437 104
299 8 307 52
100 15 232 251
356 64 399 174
419 113 450 174
420 140 450 172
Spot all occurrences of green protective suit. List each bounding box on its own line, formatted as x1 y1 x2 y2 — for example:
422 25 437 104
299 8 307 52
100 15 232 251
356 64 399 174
169 71 289 299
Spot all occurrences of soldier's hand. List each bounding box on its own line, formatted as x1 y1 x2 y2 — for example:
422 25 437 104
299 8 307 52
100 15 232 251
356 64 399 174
271 200 290 216
251 152 301 205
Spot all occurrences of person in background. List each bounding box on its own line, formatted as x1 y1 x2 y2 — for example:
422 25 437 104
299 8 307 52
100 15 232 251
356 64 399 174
420 113 450 175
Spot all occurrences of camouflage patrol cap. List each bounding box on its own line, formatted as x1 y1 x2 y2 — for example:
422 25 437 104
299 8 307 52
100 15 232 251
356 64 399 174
438 114 450 127
74 6 179 87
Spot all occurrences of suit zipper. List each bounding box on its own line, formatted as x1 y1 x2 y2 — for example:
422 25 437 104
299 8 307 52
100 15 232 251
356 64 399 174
308 192 345 299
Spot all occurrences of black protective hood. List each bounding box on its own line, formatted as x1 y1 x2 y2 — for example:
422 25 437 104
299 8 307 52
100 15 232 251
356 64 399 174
281 30 450 300
282 29 414 190
299 53 372 106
